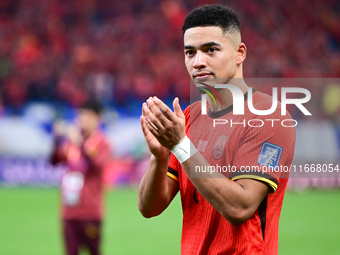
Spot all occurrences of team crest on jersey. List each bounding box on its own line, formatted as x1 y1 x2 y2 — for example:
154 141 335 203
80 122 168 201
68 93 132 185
257 142 283 170
212 135 229 160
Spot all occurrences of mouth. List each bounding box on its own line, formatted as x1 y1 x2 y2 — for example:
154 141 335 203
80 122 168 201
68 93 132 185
193 72 213 80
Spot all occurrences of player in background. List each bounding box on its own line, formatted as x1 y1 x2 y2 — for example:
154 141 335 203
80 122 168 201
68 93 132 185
51 100 111 255
138 5 295 255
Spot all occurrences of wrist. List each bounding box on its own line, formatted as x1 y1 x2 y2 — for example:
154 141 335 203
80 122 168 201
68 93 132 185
151 153 170 164
171 136 198 164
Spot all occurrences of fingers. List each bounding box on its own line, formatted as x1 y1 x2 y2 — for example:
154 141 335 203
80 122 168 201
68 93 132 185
142 96 184 138
141 103 162 141
145 97 174 127
141 115 162 140
140 115 149 138
141 106 156 138
173 97 185 120
152 96 178 122
143 102 165 132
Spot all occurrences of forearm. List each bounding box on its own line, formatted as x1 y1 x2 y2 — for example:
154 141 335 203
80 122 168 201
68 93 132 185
138 154 174 218
181 152 265 225
50 138 67 165
141 97 268 224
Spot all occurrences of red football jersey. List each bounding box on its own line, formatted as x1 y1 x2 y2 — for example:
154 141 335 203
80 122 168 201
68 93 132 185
167 90 295 254
51 130 111 220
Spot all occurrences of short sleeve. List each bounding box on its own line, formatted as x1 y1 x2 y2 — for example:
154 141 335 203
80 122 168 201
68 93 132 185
167 153 179 181
230 112 296 193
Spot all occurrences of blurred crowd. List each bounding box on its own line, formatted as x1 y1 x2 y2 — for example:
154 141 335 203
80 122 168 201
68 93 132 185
0 0 339 115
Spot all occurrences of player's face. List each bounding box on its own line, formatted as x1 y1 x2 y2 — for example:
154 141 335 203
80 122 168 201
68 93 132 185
183 26 243 87
77 109 100 137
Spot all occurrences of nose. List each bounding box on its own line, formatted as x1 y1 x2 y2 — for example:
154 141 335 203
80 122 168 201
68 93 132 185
193 51 207 70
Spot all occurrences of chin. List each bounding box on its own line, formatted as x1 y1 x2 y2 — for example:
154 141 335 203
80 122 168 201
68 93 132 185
195 80 215 90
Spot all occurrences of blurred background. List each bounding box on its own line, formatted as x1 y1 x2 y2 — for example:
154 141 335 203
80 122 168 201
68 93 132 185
0 0 339 254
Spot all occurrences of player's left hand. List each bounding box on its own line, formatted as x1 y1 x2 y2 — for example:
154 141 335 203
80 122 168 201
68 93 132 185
143 96 186 150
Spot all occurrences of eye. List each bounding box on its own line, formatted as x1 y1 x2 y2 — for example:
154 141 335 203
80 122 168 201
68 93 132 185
185 50 195 56
208 47 216 53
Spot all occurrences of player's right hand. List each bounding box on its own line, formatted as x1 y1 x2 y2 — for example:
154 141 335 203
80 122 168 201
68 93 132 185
140 103 171 160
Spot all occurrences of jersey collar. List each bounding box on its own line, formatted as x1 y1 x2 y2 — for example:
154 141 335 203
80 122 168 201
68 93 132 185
208 88 256 118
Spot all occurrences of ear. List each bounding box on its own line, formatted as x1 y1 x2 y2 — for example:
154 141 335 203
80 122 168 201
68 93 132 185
236 42 247 65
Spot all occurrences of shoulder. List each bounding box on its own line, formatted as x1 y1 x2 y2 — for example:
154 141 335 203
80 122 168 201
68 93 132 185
244 90 296 142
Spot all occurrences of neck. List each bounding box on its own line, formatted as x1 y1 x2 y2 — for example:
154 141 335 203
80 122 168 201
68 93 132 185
208 78 248 112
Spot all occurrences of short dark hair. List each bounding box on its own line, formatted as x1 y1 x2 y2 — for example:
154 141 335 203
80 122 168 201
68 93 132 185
80 99 103 115
182 5 240 35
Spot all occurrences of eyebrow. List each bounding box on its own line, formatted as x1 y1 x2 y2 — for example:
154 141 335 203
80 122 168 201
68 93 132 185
184 41 221 50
